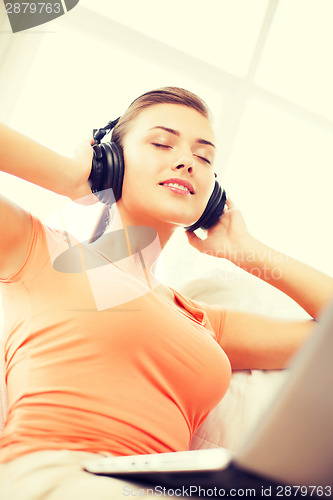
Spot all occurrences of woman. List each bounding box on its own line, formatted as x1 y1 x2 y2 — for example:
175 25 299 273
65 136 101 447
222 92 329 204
0 87 332 499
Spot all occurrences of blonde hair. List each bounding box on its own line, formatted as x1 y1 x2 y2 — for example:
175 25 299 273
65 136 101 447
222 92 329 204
111 86 211 147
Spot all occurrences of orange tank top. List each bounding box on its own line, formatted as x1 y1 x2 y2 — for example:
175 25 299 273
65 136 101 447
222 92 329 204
0 215 231 463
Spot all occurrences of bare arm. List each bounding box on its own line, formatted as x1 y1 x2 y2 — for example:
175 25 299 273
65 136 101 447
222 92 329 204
187 198 333 320
186 198 333 369
220 233 332 368
224 236 333 321
0 123 94 279
220 310 315 369
0 123 93 199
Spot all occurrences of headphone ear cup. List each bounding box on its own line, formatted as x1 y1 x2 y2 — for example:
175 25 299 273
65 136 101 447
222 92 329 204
90 144 105 193
89 142 125 206
202 184 226 230
110 142 124 202
185 182 226 232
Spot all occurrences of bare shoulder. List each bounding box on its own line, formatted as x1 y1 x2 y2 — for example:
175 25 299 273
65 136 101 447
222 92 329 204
0 194 32 280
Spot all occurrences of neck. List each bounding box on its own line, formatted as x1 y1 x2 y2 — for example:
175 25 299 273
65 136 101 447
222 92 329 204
90 203 176 284
115 200 177 250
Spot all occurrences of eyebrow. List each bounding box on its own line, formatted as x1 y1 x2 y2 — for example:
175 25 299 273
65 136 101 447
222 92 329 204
149 126 216 149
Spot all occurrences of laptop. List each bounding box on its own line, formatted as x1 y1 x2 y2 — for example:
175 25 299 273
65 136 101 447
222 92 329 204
83 299 333 498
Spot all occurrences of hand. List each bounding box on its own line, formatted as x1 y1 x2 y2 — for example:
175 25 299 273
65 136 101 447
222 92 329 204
73 137 94 166
185 197 253 263
70 139 97 205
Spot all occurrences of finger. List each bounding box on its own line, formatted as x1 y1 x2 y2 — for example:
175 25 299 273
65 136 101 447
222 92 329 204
84 138 95 148
225 196 236 210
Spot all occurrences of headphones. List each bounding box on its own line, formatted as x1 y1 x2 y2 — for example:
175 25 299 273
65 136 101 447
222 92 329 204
88 119 226 232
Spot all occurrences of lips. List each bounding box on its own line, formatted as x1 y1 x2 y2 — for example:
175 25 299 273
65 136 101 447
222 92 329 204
159 178 195 194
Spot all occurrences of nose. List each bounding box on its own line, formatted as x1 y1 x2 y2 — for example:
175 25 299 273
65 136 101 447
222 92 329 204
171 147 195 174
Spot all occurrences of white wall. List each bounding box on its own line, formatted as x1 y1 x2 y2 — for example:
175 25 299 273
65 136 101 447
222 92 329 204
0 0 332 326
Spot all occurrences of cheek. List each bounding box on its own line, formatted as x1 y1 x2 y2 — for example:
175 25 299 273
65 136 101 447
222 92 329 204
122 150 140 186
122 147 162 189
121 152 151 203
201 175 216 204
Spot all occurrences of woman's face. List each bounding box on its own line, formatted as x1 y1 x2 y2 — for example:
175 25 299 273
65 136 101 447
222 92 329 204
117 103 216 230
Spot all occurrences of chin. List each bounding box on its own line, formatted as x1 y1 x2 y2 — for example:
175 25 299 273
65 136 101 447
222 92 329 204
165 217 198 229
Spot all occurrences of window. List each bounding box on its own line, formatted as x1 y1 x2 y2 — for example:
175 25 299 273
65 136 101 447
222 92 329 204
0 0 332 281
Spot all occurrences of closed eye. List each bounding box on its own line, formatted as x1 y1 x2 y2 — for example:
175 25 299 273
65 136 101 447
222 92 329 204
151 143 172 149
194 154 211 165
152 144 211 164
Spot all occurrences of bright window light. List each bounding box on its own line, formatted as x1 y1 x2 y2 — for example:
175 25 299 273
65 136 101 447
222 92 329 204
78 0 269 77
0 0 332 289
224 97 333 275
2 22 225 233
255 0 333 121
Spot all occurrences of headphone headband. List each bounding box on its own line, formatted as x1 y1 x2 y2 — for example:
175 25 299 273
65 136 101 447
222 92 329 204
93 117 121 144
